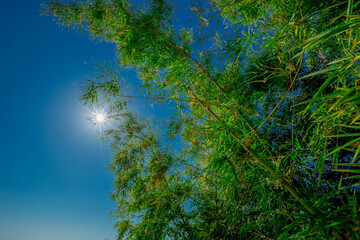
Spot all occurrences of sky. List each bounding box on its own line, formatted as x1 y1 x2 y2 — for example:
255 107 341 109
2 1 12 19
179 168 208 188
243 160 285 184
0 1 220 239
0 1 126 239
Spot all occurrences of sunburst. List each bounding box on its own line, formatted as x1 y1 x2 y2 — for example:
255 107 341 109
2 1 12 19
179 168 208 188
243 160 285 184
91 109 107 126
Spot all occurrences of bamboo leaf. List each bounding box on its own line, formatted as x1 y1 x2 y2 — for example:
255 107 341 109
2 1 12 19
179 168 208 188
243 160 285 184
325 137 360 157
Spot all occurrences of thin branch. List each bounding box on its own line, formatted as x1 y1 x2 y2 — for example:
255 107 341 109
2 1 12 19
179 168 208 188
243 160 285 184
191 92 323 216
256 55 304 132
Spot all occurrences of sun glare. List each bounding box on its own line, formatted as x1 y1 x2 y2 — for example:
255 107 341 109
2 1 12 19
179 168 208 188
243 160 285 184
91 110 107 125
95 113 106 123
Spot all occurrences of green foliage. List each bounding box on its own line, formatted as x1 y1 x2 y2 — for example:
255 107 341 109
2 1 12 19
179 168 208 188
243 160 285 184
44 0 360 239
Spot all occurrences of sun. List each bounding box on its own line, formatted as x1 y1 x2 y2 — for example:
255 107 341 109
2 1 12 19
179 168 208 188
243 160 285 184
94 113 106 123
91 110 107 125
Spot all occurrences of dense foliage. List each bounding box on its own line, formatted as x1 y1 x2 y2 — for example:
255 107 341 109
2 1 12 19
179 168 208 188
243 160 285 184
44 0 360 239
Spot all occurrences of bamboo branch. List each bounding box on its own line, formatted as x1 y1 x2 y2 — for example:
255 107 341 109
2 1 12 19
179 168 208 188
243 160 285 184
193 93 326 216
256 55 304 132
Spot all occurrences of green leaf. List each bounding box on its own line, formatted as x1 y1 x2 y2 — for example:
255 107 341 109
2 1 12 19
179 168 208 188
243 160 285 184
325 137 360 157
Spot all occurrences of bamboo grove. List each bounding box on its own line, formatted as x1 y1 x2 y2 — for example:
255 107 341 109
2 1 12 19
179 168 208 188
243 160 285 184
44 0 360 239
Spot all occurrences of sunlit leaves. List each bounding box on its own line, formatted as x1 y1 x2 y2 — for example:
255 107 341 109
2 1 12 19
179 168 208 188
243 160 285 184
45 0 360 239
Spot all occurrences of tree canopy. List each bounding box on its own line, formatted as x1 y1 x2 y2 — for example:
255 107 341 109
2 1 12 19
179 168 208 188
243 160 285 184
44 0 360 239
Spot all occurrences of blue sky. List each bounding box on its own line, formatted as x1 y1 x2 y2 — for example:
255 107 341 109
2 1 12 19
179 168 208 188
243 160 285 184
0 1 127 239
0 1 221 239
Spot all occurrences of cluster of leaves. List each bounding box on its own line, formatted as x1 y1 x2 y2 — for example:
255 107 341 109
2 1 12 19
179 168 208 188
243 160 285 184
44 0 360 239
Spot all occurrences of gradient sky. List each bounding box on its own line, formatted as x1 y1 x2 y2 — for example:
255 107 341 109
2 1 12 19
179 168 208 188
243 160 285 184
0 1 218 239
0 1 128 239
